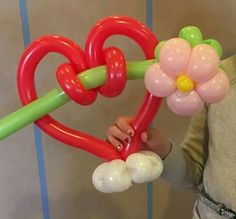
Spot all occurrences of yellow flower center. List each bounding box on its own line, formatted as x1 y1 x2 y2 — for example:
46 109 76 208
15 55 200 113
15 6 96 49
176 75 194 92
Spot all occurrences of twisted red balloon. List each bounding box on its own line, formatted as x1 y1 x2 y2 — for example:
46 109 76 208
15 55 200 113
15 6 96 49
17 16 162 161
99 47 127 97
56 63 97 105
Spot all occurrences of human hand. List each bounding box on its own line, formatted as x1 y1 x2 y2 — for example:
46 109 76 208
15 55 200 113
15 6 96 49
106 116 172 159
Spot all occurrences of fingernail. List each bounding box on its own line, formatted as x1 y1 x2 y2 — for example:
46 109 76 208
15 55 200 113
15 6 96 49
117 144 123 151
124 137 130 143
128 130 134 136
142 132 148 141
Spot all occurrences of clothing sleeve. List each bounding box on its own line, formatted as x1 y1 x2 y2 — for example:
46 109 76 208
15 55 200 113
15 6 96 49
161 105 209 189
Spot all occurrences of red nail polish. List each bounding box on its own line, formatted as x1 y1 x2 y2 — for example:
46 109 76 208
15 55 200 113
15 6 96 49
128 130 134 136
117 144 123 151
125 137 130 143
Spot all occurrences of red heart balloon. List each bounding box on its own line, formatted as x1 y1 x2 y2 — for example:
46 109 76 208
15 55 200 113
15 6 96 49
17 16 162 161
85 16 162 159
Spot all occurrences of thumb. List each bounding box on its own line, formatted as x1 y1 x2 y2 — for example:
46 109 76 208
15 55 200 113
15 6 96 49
141 128 161 150
141 128 172 159
141 132 148 143
140 130 157 150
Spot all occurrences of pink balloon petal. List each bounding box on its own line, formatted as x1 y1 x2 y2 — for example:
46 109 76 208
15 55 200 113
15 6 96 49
186 44 219 83
167 90 204 116
144 63 176 97
196 69 229 103
159 38 191 78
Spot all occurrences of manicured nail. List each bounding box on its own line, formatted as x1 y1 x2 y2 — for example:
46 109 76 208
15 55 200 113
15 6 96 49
124 137 130 143
142 132 148 142
117 144 123 151
128 130 134 136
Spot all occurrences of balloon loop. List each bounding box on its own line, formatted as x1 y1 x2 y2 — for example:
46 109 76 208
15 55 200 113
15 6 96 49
56 63 97 105
99 47 127 97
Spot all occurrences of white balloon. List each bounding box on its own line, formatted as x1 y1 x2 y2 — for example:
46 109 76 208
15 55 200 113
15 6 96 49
92 159 132 193
92 151 163 193
126 151 163 183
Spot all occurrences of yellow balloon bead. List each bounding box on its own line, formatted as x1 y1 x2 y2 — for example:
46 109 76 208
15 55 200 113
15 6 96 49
176 75 194 92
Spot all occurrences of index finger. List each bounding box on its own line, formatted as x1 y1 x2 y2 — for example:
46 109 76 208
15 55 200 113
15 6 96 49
116 116 134 136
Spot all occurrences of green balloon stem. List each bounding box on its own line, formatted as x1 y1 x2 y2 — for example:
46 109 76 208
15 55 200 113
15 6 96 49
0 59 155 140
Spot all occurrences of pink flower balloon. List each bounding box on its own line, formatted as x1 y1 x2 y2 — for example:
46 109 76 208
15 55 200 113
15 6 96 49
167 91 204 116
159 38 191 78
196 69 229 103
144 63 176 97
144 37 229 117
186 44 220 83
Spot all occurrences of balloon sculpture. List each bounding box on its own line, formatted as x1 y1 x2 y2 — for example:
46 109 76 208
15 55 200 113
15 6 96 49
0 16 229 193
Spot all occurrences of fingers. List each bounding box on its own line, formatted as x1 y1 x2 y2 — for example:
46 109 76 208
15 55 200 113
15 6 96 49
140 128 171 159
140 132 152 151
107 125 130 143
116 117 134 136
106 135 123 151
141 128 159 150
141 132 148 143
106 116 134 151
107 116 171 160
106 124 131 151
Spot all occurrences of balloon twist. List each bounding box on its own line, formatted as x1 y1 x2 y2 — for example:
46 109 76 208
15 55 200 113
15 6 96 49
56 46 127 105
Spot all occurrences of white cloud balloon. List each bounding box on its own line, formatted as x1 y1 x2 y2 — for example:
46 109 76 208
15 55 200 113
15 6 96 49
92 151 163 193
92 159 132 193
126 151 163 183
